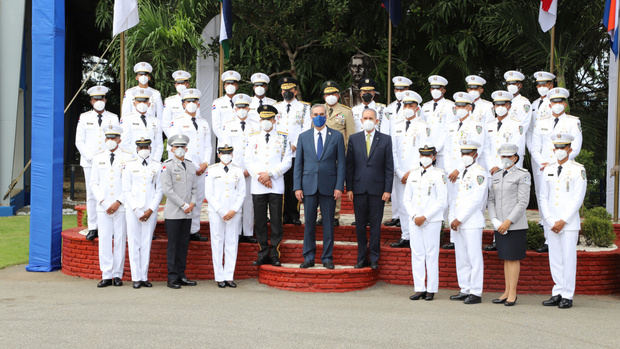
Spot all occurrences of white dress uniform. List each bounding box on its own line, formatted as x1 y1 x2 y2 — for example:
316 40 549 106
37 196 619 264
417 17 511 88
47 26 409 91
504 70 533 131
450 150 487 298
162 70 202 132
249 95 276 123
404 161 447 293
211 70 242 140
90 126 133 281
75 94 119 231
121 62 163 122
121 112 164 161
244 129 293 195
539 135 586 300
471 98 494 125
204 161 245 282
351 101 389 134
274 98 311 150
421 75 454 169
483 91 527 170
122 152 163 282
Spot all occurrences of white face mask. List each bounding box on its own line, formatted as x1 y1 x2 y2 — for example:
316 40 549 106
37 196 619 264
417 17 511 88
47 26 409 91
174 147 186 158
261 119 273 132
554 149 568 161
507 84 519 95
461 154 474 167
236 108 248 118
225 84 237 95
220 154 233 164
254 86 266 96
137 149 151 159
430 89 443 100
403 108 415 119
468 90 480 99
395 91 404 101
420 156 433 168
455 108 468 119
138 75 149 85
105 139 118 151
551 103 565 114
175 84 187 93
185 102 198 113
93 100 106 112
136 102 148 114
537 86 549 96
325 95 338 106
495 106 508 117
362 119 376 132
501 157 514 169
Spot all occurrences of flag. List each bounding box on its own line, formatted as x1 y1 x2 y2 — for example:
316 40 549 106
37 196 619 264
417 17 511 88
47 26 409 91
112 0 139 37
604 0 620 58
381 0 402 27
538 0 557 32
219 0 232 59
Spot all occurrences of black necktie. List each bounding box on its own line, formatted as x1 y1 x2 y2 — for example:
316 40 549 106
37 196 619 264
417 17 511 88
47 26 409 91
553 118 559 128
259 99 263 107
364 105 369 109
265 133 270 143
240 121 246 131
458 121 463 130
230 99 234 108
503 170 508 177
557 165 563 176
97 114 102 126
142 160 148 166
328 108 333 117
433 102 438 111
497 120 502 131
405 120 411 131
463 168 468 177
181 161 186 170
192 117 198 130
421 169 427 176
224 165 229 173
110 152 115 165
396 101 401 113
471 104 476 112
286 104 291 113
141 114 147 127
538 99 543 109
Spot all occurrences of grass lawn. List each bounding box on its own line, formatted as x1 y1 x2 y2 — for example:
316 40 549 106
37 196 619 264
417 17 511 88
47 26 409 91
0 215 77 269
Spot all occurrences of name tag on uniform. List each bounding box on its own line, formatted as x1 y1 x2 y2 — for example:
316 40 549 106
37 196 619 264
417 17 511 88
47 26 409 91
230 129 238 133
175 174 181 181
547 173 554 177
133 122 140 126
98 162 106 165
86 122 94 125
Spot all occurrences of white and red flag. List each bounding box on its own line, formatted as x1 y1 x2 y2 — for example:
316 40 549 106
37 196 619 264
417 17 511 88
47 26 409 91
538 0 557 32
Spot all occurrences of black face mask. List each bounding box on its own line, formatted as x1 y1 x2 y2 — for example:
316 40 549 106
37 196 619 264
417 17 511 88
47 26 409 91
283 91 295 101
361 93 373 103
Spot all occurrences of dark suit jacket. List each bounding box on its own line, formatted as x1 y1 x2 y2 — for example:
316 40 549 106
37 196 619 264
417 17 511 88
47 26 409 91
346 131 394 195
293 127 346 196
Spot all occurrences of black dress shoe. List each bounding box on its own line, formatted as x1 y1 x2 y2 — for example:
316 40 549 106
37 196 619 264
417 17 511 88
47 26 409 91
239 236 257 243
542 294 562 306
225 280 237 288
384 218 398 226
333 219 340 227
179 278 197 286
253 260 266 266
113 277 123 286
133 281 142 289
217 281 226 288
425 293 434 301
354 260 368 269
86 230 98 241
190 233 208 242
323 261 335 269
292 218 302 225
271 258 282 267
299 261 315 268
536 244 549 253
351 221 356 226
316 217 323 225
558 298 573 309
141 281 152 288
395 220 401 227
390 239 410 248
152 234 157 240
409 291 427 300
464 295 482 304
370 262 378 270
492 298 507 304
450 293 469 301
167 281 181 289
97 279 112 288
504 297 518 306
484 242 497 251
442 242 455 250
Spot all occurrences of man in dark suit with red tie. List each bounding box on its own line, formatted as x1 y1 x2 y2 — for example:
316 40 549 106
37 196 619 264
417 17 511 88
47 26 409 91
346 108 394 270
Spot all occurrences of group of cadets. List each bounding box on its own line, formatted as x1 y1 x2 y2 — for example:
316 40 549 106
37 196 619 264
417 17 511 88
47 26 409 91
75 62 586 307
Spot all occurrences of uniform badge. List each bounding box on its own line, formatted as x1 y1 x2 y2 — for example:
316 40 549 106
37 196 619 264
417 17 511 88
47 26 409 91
577 122 582 132
524 105 530 113
476 175 484 185
476 126 482 134
442 174 446 184
519 126 523 135
426 128 431 137
581 169 586 179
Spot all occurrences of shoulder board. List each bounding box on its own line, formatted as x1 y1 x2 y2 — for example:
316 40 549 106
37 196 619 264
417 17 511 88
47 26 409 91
340 104 351 110
277 131 288 136
121 149 132 154
300 101 310 105
375 103 386 107
249 131 261 136
164 159 173 163
516 167 528 173
565 114 579 120
571 161 584 168
185 159 193 163
208 162 220 169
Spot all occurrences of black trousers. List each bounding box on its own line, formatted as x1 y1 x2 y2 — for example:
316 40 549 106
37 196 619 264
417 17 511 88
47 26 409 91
283 163 299 222
302 193 335 263
165 218 191 282
253 193 283 262
353 193 385 263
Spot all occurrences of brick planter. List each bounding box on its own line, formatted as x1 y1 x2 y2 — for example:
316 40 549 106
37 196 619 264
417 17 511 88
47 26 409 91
258 264 378 292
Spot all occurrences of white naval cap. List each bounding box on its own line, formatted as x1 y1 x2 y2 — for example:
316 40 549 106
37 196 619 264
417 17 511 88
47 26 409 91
134 88 153 100
168 134 190 147
453 91 473 104
491 90 513 103
551 133 574 145
134 131 152 146
498 143 519 156
222 70 241 82
87 85 109 97
180 88 202 100
172 70 191 82
460 138 481 152
428 75 448 86
504 70 525 82
547 87 570 100
534 71 556 82
251 72 270 84
103 124 123 137
392 76 412 88
133 62 153 73
401 90 422 104
465 75 487 86
232 93 252 106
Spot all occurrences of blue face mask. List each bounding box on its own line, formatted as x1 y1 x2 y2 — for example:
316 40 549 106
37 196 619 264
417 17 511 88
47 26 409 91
313 114 327 127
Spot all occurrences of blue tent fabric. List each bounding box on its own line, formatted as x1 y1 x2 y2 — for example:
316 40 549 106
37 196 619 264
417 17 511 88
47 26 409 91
26 0 65 272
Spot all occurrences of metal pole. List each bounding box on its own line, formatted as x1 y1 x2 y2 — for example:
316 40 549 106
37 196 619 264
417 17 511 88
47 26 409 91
387 15 392 104
614 57 620 221
218 2 224 98
120 32 126 106
549 26 555 74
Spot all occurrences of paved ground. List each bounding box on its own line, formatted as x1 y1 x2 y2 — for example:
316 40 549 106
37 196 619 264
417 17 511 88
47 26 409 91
1 265 618 348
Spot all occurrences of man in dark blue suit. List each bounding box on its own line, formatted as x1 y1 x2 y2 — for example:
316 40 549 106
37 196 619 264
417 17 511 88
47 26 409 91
346 108 394 270
294 104 346 269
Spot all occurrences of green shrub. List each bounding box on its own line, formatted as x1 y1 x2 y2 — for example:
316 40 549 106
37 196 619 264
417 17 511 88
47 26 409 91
527 221 545 250
584 206 612 221
582 216 615 247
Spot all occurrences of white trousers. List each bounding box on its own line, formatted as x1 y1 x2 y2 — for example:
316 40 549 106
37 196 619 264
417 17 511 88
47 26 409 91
97 210 126 279
191 175 205 234
531 166 547 241
546 228 578 300
446 181 458 243
391 175 400 220
126 209 157 281
394 180 409 239
82 166 97 230
240 177 253 236
209 210 241 282
410 221 441 292
453 227 483 296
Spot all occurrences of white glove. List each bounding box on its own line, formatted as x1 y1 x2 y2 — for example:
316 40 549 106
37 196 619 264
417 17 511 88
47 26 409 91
492 218 502 231
182 203 190 211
